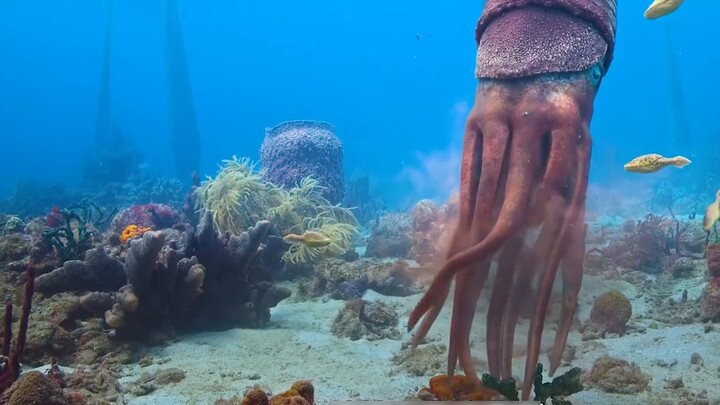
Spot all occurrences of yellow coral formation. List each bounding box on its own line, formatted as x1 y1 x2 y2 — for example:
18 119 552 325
195 156 359 263
195 157 276 234
120 224 152 244
281 212 357 264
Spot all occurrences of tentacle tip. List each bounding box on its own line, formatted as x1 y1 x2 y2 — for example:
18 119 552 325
548 362 559 378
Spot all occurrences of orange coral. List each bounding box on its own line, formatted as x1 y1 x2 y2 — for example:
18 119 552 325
269 381 313 405
241 388 269 405
418 374 504 401
120 224 152 244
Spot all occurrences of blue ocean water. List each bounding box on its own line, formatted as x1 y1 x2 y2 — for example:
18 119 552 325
0 0 716 207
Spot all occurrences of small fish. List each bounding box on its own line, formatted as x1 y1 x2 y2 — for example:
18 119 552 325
623 153 691 173
703 190 720 232
644 0 684 19
283 231 332 248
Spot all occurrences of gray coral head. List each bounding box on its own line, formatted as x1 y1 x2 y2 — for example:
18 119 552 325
135 230 166 250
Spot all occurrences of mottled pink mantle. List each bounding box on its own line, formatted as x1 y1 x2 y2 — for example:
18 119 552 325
474 0 618 79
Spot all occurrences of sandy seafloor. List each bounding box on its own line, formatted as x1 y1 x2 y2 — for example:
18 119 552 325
111 259 720 405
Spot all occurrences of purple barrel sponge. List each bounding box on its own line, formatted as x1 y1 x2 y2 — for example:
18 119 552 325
260 120 345 204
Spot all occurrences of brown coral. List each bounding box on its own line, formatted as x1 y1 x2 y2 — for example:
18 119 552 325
0 371 71 405
602 214 670 274
582 355 650 394
216 381 313 405
588 290 632 336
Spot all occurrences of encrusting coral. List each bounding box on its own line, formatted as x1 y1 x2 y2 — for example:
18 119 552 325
581 355 650 394
119 224 152 244
330 299 400 341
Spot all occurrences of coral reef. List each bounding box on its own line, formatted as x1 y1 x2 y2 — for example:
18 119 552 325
583 290 632 338
700 244 720 321
38 211 291 338
297 258 420 300
181 172 201 227
582 355 650 394
261 120 345 205
0 264 34 394
408 198 457 265
0 370 71 405
110 203 182 234
330 299 400 341
196 157 358 264
600 215 704 274
195 157 273 234
365 212 412 258
120 224 152 244
0 235 30 265
416 374 505 401
392 343 446 377
42 205 112 263
34 247 125 296
601 214 670 274
213 380 314 405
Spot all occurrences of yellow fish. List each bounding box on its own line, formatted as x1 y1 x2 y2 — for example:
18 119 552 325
283 231 332 248
623 153 691 173
644 0 684 19
703 190 720 232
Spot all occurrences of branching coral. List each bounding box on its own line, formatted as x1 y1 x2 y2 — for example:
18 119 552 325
602 214 671 274
601 214 703 274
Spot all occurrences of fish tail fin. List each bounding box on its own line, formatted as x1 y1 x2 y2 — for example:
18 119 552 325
671 156 691 168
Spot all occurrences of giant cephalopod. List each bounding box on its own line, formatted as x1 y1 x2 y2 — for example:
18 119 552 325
407 0 617 400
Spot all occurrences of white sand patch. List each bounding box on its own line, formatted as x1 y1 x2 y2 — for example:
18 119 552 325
118 274 720 404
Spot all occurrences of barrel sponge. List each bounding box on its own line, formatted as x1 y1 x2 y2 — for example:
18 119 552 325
260 120 345 205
